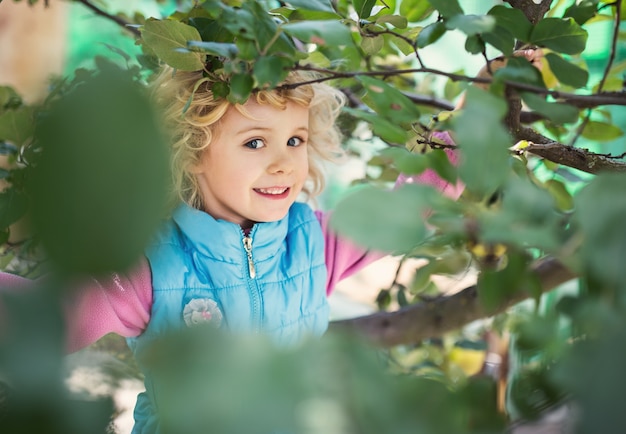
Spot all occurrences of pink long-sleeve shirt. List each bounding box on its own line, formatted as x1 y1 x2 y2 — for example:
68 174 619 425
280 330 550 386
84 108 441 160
1 132 461 353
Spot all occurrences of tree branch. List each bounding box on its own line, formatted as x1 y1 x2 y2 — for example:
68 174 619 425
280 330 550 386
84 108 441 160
515 127 626 174
504 0 553 24
75 0 140 38
329 257 576 347
293 65 626 109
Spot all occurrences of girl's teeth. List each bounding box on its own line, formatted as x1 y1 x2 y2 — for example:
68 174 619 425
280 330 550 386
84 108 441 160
258 187 287 194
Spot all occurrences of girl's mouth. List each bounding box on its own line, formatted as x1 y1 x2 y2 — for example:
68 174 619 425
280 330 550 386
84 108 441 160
254 187 290 198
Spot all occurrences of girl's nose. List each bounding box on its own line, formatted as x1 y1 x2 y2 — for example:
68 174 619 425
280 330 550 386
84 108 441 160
267 147 293 174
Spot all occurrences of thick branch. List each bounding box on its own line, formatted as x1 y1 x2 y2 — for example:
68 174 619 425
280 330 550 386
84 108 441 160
516 127 626 174
504 0 552 24
329 257 576 347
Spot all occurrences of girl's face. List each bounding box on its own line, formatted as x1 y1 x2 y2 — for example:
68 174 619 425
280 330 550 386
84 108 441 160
191 99 310 228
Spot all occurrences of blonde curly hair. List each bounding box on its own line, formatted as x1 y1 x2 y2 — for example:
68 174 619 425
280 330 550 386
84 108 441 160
149 67 346 211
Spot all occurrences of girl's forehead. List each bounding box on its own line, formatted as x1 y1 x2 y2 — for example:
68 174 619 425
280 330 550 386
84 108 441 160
226 99 308 123
216 99 310 137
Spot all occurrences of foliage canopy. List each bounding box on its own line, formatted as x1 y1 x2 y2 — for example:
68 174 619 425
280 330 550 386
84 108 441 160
1 0 626 432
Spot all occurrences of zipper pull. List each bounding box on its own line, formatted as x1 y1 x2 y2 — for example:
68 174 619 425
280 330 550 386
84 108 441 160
243 235 256 279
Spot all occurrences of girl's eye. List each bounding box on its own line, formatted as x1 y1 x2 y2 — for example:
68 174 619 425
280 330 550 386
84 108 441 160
287 137 304 147
244 139 264 149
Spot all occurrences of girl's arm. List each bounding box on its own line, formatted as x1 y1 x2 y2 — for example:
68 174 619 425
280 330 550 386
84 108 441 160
63 259 153 352
320 131 463 295
0 258 153 353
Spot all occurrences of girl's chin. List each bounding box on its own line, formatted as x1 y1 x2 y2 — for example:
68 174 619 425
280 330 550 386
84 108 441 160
249 209 292 226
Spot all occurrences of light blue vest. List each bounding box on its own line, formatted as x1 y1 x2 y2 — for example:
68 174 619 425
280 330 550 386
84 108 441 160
127 202 328 433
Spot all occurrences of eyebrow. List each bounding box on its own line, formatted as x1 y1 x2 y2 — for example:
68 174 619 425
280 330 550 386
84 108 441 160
233 125 309 136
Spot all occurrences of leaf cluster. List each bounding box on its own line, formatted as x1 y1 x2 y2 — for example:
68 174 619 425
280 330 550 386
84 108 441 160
1 0 626 432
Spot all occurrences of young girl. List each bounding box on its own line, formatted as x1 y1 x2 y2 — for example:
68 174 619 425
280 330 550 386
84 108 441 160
0 66 460 432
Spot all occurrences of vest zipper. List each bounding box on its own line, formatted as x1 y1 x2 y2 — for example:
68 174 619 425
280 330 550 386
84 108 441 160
242 233 261 332
242 235 256 279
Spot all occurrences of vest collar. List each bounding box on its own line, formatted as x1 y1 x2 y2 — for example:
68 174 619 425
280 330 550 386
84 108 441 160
171 203 290 262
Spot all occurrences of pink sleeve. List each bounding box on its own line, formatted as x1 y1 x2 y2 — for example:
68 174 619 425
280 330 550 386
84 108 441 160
64 258 153 352
316 210 385 296
0 258 153 353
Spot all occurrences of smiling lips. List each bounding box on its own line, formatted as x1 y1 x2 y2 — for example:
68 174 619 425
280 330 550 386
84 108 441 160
254 186 290 198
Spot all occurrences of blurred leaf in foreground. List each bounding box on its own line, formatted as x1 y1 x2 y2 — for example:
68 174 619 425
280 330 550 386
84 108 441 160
27 68 170 276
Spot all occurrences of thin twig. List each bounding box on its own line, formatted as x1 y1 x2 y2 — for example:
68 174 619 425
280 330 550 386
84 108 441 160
75 0 141 38
290 64 626 109
569 0 622 147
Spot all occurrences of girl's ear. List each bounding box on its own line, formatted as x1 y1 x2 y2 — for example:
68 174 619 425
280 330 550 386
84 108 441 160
188 159 204 175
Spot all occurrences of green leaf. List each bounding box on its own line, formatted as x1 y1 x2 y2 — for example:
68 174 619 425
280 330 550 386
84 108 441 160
446 14 495 35
530 17 588 55
186 41 238 58
280 0 335 13
379 147 429 175
211 81 230 100
558 315 626 434
373 0 396 16
477 252 531 313
444 70 466 101
28 70 170 274
417 21 447 48
575 173 626 287
275 7 339 20
188 17 233 43
282 20 353 46
253 56 292 88
564 0 598 25
353 0 377 19
399 0 434 22
376 14 408 29
0 107 34 147
358 76 421 127
300 50 331 67
580 120 624 142
428 149 458 185
544 179 574 212
228 73 254 104
544 52 589 88
488 5 532 41
0 230 9 248
494 56 545 88
221 2 296 57
236 39 259 61
592 75 624 92
481 25 515 56
453 87 509 196
343 107 409 144
330 184 431 253
480 177 562 252
219 4 259 40
520 92 579 124
0 188 28 231
361 35 384 55
393 27 420 55
464 34 484 54
427 0 463 18
141 18 205 71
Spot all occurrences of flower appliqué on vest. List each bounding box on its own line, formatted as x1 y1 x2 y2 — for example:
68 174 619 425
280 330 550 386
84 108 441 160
183 298 223 328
